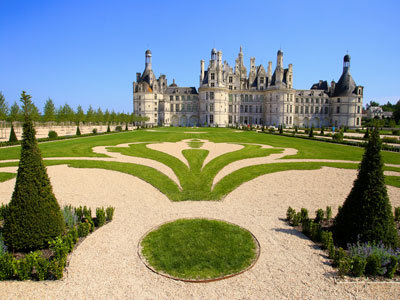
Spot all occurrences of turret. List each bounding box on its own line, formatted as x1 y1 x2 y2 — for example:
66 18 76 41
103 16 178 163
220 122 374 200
343 54 350 73
200 59 205 84
145 49 152 70
277 50 283 68
267 61 272 85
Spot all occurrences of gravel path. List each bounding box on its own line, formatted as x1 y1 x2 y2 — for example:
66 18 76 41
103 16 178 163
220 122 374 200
1 165 400 299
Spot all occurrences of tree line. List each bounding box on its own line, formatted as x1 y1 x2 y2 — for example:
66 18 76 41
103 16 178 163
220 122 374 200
0 92 148 124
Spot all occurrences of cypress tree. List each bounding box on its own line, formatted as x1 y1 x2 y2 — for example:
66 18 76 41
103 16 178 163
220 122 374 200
107 123 110 133
333 127 399 248
309 125 314 138
76 126 81 135
9 123 18 142
3 91 65 252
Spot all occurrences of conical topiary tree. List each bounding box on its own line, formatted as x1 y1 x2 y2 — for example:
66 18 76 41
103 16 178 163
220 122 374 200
76 125 81 135
309 125 314 138
9 123 18 142
3 91 65 252
107 123 110 133
333 127 399 248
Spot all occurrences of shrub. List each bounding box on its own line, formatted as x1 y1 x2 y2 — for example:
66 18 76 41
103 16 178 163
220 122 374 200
106 206 115 221
0 253 15 280
49 258 65 280
311 223 322 242
333 247 347 267
294 126 298 134
92 128 97 134
382 137 398 144
325 206 332 220
292 212 301 226
69 227 79 244
386 256 399 279
338 257 351 276
300 208 309 222
392 129 399 136
302 218 313 237
320 126 325 135
268 127 274 133
304 128 310 135
309 126 314 138
48 130 58 139
83 206 92 218
333 128 399 248
3 92 65 252
365 254 382 276
95 207 106 227
76 126 81 136
125 123 129 131
115 125 122 132
279 125 283 134
332 132 343 141
395 207 400 222
286 206 295 221
62 205 78 228
351 256 367 277
77 222 90 238
315 209 324 223
9 124 18 142
107 124 111 133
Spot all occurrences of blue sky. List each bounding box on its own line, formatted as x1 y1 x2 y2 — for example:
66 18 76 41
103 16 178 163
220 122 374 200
1 0 399 113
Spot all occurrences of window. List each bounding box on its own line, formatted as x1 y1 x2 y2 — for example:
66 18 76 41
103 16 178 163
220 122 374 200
311 98 314 103
249 105 252 113
240 105 244 113
210 103 214 112
296 98 299 103
210 114 214 124
138 95 141 100
358 98 361 103
306 98 309 103
290 105 292 113
181 96 185 101
325 107 328 114
256 106 258 113
176 96 179 101
170 104 173 111
245 105 248 113
170 95 173 101
210 92 214 100
337 98 341 103
206 92 209 100
315 107 319 114
310 107 314 114
249 95 253 101
229 105 232 113
188 104 192 111
187 95 191 101
336 106 340 113
305 107 309 114
211 73 215 80
325 99 329 104
295 106 299 114
260 77 264 84
259 106 262 113
229 85 232 90
175 104 179 112
241 94 244 101
316 98 319 104
229 115 232 123
301 98 304 103
301 106 304 114
181 104 185 111
211 83 214 87
229 94 233 101
245 95 248 102
229 76 233 83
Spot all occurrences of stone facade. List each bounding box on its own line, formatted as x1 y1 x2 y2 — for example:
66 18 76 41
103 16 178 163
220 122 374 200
133 48 363 128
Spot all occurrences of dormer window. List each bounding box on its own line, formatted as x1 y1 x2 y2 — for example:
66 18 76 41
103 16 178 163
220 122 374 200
229 76 233 83
211 73 215 80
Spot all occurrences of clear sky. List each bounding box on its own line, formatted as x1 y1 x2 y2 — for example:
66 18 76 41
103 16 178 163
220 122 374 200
1 0 399 113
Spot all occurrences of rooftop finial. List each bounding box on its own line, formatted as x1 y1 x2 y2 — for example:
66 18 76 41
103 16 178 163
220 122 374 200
240 45 243 53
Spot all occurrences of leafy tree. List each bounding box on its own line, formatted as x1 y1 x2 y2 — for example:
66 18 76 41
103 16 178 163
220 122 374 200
333 127 399 248
381 101 395 112
104 109 110 124
0 92 9 121
110 110 117 123
366 101 379 109
393 100 400 124
75 105 84 125
43 98 56 123
95 107 104 124
56 105 65 123
9 101 22 122
3 91 65 252
63 104 75 123
85 105 95 123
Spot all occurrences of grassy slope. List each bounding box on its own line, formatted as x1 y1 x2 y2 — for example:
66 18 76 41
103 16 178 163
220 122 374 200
0 172 17 183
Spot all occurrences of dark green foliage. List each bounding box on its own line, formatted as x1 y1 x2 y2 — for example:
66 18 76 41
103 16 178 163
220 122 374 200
394 207 400 222
311 223 322 242
77 222 90 237
338 258 351 276
107 124 111 133
332 132 343 141
292 212 301 226
9 124 18 142
92 128 97 134
286 206 295 221
86 216 95 232
48 130 58 139
333 247 347 267
309 126 314 138
333 128 399 248
351 256 367 277
325 206 332 220
3 92 65 252
315 209 324 223
300 208 309 222
115 125 122 132
392 129 400 136
294 125 298 134
279 125 283 134
365 254 381 276
0 204 7 221
0 253 14 280
386 256 399 279
363 128 370 139
95 207 106 227
106 206 115 221
125 123 128 131
320 126 324 135
301 218 313 236
76 126 81 136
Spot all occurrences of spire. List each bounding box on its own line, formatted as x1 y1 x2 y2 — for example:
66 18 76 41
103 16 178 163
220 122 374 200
145 49 152 70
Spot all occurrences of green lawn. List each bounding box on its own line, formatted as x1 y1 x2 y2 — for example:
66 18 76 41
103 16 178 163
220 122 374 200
0 127 399 200
140 219 258 280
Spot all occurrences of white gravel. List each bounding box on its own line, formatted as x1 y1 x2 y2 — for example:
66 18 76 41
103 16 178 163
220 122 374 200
1 164 400 299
